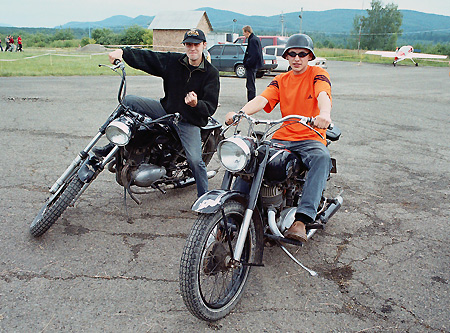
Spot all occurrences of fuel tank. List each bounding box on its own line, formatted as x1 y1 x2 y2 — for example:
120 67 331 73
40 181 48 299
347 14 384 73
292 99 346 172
262 147 301 184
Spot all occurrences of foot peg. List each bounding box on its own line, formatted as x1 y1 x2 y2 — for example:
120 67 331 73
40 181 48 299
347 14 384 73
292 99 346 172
305 223 324 231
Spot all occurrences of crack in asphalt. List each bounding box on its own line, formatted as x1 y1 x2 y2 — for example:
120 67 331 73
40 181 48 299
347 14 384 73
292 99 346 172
0 127 92 140
0 270 177 283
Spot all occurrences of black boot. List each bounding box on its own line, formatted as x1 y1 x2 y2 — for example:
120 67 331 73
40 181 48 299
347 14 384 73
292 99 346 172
92 143 114 157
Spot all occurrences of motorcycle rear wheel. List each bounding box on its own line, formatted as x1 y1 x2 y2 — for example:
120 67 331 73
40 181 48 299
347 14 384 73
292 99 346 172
202 134 218 166
30 176 84 237
179 201 256 321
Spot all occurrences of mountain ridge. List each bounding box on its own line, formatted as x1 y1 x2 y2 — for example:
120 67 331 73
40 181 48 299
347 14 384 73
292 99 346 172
2 8 449 38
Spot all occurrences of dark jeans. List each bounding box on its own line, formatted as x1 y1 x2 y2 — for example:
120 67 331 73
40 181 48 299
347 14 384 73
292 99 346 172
245 67 257 101
121 95 208 197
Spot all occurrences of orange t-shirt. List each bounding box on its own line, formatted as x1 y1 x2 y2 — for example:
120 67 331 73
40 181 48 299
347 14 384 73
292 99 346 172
260 66 332 145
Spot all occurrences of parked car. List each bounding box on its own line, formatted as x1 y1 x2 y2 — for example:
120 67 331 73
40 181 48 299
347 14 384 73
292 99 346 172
234 35 288 48
263 45 327 71
208 44 278 78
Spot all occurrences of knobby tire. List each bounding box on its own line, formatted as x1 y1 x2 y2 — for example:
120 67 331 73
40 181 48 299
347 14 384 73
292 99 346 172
179 201 256 321
30 176 84 237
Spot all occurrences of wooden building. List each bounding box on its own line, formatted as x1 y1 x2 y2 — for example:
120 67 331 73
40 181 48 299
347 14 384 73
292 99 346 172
149 11 213 52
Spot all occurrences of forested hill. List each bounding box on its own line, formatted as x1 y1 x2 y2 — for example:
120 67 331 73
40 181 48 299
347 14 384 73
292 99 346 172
1 7 449 45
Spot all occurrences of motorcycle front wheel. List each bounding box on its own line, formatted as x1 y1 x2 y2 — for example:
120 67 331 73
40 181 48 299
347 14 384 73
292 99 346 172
179 201 256 321
30 175 84 237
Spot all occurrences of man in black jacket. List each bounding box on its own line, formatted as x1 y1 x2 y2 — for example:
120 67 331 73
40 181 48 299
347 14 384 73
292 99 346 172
242 25 263 101
96 28 220 197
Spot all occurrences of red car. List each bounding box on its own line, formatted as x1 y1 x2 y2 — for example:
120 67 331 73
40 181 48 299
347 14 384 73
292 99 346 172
234 35 288 48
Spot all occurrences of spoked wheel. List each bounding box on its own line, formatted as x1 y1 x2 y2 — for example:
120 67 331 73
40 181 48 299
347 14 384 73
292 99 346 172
30 176 84 237
202 133 221 166
180 201 256 321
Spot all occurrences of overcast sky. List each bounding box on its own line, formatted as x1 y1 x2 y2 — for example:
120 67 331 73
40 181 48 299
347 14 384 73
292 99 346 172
2 0 450 28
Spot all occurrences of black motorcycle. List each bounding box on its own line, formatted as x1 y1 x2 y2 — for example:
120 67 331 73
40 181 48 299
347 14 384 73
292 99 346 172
179 111 343 321
30 61 223 237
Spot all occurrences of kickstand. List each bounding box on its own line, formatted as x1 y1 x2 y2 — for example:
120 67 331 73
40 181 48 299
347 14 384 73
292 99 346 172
278 243 317 276
123 187 133 224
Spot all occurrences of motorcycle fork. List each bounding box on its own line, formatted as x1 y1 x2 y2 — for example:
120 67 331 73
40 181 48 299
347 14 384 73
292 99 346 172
72 146 120 205
49 132 103 193
232 146 270 263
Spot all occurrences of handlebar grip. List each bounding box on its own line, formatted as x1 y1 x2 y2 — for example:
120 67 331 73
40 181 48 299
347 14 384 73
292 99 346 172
310 117 334 130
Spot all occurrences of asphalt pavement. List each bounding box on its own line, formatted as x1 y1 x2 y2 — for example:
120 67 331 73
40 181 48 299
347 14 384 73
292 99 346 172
0 61 449 332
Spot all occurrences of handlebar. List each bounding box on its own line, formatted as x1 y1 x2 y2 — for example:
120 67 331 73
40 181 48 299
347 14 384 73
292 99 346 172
228 111 329 141
232 112 333 129
98 61 127 104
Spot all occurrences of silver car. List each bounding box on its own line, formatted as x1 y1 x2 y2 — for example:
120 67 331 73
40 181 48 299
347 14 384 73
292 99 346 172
263 45 327 71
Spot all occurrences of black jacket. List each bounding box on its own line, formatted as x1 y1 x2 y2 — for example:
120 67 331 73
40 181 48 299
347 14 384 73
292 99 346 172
122 47 220 127
243 33 264 70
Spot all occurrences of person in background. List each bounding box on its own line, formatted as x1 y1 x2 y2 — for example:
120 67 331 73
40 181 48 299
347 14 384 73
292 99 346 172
8 35 14 52
5 35 10 52
0 35 3 52
17 35 22 52
242 25 263 101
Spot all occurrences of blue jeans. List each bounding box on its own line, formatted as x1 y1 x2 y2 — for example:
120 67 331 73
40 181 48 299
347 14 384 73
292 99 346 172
121 95 208 197
272 139 332 222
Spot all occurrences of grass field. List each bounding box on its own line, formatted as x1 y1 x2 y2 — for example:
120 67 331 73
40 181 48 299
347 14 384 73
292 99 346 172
0 47 146 76
0 46 448 76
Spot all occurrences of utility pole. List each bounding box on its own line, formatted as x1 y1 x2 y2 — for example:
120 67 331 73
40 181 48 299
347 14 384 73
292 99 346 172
280 12 285 36
357 18 363 54
299 7 303 34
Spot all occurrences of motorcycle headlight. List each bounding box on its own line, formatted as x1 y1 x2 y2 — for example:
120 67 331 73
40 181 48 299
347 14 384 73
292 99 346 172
105 120 132 146
218 136 254 172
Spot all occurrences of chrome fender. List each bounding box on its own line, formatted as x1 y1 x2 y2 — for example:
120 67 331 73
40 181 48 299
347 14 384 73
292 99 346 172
192 190 248 214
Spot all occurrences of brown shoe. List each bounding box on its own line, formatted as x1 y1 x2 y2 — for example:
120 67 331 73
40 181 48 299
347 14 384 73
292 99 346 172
284 221 307 242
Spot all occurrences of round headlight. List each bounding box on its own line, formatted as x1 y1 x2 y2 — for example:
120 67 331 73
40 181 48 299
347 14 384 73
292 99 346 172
218 136 253 172
105 120 132 146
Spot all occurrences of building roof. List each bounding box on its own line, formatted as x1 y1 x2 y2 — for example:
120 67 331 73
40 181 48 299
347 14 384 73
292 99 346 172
148 11 212 30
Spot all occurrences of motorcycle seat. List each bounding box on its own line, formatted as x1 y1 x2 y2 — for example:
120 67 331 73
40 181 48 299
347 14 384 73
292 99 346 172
201 117 222 131
326 125 341 141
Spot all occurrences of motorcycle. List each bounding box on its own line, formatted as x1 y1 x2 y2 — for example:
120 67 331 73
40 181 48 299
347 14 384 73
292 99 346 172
179 111 343 321
30 61 223 237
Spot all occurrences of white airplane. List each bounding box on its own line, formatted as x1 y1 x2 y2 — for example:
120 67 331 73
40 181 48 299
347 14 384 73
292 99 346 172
365 45 448 66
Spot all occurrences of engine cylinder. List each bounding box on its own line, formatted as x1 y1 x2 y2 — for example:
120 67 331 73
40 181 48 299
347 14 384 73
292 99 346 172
260 184 283 208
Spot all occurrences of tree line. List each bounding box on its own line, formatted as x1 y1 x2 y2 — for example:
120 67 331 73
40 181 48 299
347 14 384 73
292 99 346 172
0 25 152 48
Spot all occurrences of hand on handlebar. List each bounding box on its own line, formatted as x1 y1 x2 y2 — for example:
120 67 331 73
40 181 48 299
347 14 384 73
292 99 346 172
225 112 238 125
109 49 124 65
312 114 332 129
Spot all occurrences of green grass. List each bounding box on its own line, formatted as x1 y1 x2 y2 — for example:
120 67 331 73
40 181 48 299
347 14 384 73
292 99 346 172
1 46 448 77
0 47 147 76
317 48 449 67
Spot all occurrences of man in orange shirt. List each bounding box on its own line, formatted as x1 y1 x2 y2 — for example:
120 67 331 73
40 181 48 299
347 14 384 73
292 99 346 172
225 34 332 242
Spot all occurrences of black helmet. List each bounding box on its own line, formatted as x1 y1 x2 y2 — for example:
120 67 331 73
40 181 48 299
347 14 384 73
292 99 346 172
282 34 316 60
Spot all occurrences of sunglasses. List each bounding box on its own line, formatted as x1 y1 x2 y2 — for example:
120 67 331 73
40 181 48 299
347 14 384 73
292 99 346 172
287 51 311 58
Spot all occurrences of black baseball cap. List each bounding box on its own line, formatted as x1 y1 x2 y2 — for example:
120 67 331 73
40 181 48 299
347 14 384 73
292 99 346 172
182 29 206 44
